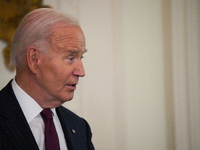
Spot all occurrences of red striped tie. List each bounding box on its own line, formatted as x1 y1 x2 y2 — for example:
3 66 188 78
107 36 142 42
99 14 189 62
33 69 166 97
40 108 60 150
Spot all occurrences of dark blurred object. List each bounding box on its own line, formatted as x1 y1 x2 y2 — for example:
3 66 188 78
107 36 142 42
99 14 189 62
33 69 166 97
0 0 51 70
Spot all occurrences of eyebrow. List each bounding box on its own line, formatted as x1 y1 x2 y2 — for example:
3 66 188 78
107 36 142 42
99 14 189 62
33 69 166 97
67 50 78 53
67 49 88 53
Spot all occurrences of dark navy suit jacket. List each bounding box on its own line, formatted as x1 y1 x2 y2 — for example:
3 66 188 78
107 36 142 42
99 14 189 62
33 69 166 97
0 80 95 150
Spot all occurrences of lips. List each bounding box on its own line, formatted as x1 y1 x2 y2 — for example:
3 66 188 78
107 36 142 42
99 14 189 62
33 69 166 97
71 84 76 87
66 83 77 90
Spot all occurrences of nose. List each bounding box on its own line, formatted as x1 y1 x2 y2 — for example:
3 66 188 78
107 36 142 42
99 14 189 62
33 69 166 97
73 59 85 77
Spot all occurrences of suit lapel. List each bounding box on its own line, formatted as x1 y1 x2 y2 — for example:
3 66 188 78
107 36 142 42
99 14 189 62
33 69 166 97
0 81 39 150
56 106 87 150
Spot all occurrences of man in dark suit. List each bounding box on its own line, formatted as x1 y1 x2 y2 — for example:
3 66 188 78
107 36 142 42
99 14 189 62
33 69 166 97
0 8 95 150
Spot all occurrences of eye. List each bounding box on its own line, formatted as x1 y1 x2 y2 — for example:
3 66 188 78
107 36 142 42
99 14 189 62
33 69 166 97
67 56 75 62
69 58 74 61
81 56 84 60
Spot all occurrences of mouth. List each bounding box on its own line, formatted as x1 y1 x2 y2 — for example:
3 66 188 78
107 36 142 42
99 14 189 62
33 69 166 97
71 84 77 87
66 83 77 90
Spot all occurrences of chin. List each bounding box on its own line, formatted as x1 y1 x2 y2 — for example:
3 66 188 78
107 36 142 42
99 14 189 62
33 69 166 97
65 98 73 102
59 92 74 103
64 95 74 102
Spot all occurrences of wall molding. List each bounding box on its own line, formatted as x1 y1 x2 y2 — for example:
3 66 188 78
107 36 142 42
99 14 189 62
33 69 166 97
172 0 200 149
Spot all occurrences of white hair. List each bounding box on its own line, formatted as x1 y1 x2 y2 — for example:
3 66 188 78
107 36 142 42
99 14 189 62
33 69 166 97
10 8 79 68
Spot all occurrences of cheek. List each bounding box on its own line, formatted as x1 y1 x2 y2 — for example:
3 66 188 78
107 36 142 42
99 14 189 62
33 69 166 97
48 66 74 83
38 63 60 84
39 57 75 84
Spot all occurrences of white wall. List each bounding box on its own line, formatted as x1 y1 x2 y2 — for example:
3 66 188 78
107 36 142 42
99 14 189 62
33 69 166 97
1 0 199 150
123 0 168 149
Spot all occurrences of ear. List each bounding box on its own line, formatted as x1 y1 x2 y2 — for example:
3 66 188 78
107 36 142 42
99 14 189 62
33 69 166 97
27 46 40 74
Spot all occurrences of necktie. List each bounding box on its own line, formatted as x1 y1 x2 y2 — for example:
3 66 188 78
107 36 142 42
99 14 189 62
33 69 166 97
40 108 60 150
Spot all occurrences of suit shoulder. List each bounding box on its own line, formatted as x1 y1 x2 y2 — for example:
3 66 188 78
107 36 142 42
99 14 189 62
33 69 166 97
56 106 84 121
0 80 13 97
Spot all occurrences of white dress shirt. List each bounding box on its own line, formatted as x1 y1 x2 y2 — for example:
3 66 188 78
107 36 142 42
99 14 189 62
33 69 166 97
11 79 68 150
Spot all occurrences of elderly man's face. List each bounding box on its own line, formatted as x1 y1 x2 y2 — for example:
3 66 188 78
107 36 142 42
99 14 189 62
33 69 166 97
36 26 86 105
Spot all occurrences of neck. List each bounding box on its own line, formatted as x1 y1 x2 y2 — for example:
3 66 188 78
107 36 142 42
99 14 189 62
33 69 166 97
15 68 63 109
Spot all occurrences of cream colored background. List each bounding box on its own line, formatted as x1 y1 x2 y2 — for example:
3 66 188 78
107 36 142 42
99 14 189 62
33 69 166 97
0 0 199 150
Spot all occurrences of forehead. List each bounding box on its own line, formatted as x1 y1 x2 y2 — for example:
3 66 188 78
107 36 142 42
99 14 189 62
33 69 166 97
50 25 86 53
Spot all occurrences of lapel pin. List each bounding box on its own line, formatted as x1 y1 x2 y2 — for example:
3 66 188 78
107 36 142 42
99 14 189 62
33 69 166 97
72 129 76 133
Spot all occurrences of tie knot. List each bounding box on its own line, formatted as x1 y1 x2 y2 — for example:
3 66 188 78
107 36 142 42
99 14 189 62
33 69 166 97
40 108 53 121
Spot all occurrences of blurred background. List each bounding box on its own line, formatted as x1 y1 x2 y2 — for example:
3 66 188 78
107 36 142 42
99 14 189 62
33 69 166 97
0 0 200 150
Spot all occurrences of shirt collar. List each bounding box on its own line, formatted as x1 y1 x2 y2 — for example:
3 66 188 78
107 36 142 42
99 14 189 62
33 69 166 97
11 78 43 123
